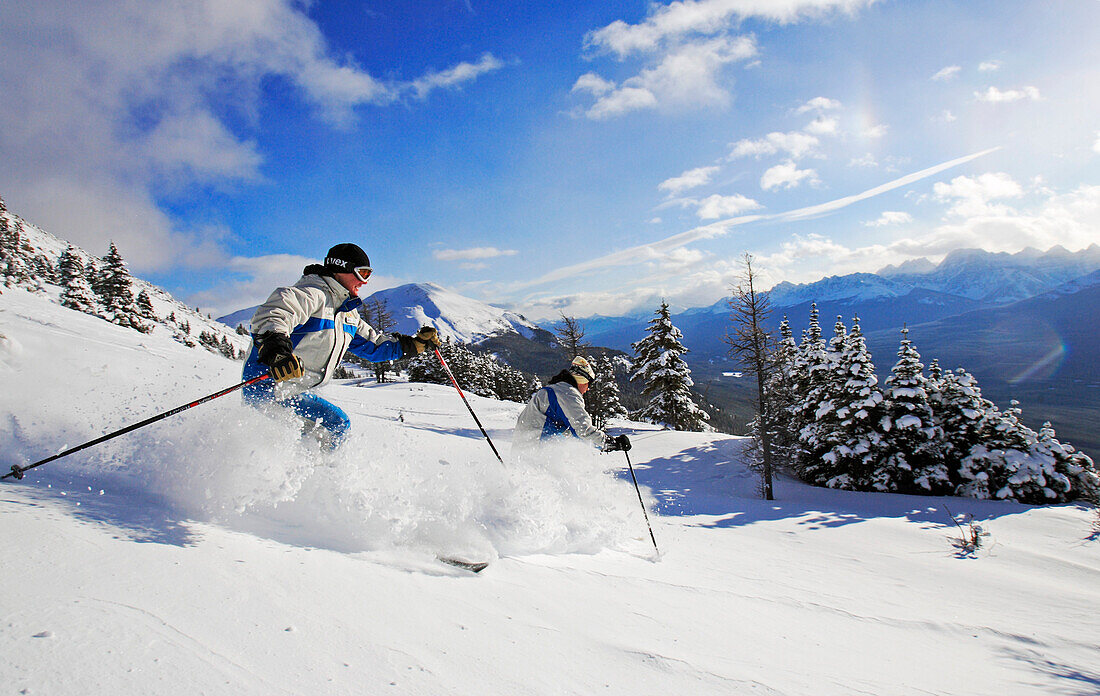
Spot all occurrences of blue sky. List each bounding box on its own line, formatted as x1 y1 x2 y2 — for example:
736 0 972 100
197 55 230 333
2 0 1098 320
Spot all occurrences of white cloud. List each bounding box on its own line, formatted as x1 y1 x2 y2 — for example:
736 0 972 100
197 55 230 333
659 166 721 195
408 53 505 100
579 35 757 119
862 123 889 139
933 172 1023 217
849 153 878 168
975 86 1041 103
864 211 913 227
0 1 504 273
187 253 315 317
932 65 961 81
695 193 763 219
584 0 877 58
585 87 660 119
978 60 1002 72
795 96 842 114
937 110 958 123
575 2 873 120
730 130 821 160
1093 131 1100 155
433 247 519 262
761 160 820 190
805 116 840 136
572 72 616 96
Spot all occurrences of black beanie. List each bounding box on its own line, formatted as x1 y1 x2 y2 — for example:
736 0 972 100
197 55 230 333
324 243 371 273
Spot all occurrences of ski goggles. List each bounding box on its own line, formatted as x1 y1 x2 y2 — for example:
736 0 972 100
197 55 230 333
353 265 373 282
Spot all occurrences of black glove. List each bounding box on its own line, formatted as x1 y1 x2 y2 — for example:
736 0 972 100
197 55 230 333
257 332 304 382
604 434 631 452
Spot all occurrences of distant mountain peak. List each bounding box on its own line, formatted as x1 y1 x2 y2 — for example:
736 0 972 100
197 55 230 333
363 282 540 344
877 257 937 278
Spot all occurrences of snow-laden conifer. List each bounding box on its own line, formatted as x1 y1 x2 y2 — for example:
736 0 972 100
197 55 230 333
958 402 1099 503
136 289 157 321
630 301 709 431
790 304 830 477
802 316 887 490
763 316 800 469
927 365 996 480
58 245 99 314
1 220 38 291
408 340 532 403
96 242 149 332
587 354 627 429
875 327 947 493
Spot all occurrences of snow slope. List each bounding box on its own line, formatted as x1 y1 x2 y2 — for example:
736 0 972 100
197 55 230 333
3 288 1099 696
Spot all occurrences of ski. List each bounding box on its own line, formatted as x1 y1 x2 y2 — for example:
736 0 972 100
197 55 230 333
437 556 490 573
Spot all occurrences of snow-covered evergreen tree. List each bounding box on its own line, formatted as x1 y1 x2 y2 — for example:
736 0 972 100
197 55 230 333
630 301 709 431
408 341 532 403
954 401 1098 503
58 245 99 314
928 366 996 482
135 289 157 321
800 316 888 490
1 220 37 291
587 354 627 429
789 304 830 477
96 242 148 332
761 316 799 469
1031 423 1100 503
875 327 947 493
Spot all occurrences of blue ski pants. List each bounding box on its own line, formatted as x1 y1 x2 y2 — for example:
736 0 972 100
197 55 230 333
243 379 350 450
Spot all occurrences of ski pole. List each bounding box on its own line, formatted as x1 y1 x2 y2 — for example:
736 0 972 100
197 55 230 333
3 373 272 482
624 450 660 557
433 348 504 465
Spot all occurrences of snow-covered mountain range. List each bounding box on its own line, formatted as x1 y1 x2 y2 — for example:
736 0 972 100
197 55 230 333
771 244 1100 307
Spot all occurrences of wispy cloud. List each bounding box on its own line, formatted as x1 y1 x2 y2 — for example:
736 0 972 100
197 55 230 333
523 181 1099 320
584 0 877 58
659 166 721 195
978 60 1002 72
512 147 1000 292
408 53 505 100
932 65 961 81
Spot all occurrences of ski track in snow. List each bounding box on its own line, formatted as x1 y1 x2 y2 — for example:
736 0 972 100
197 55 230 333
3 288 1100 695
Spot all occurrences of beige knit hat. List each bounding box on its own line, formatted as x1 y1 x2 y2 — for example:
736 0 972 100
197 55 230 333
569 356 595 384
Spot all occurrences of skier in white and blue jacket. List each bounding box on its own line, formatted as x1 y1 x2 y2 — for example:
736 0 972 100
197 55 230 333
243 243 440 449
512 356 630 454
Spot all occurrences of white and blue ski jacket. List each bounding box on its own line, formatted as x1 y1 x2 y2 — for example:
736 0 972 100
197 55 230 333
243 271 407 399
512 379 607 451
